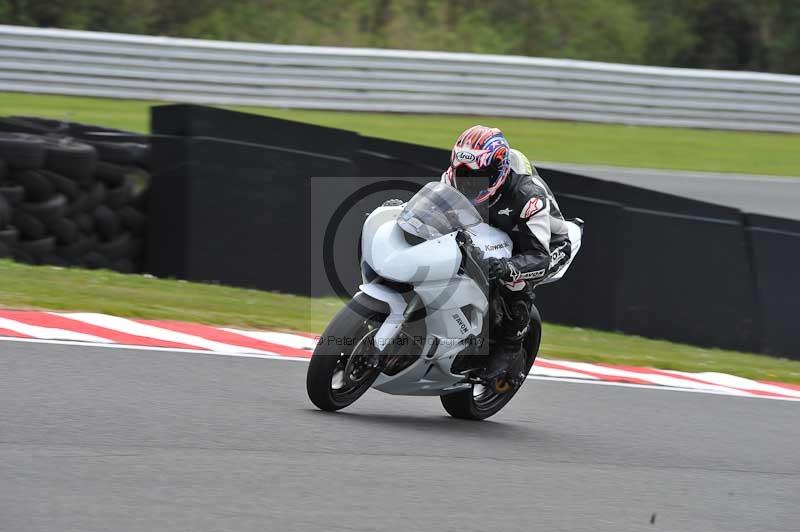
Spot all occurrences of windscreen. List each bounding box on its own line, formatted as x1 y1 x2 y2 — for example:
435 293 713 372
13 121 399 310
397 182 482 240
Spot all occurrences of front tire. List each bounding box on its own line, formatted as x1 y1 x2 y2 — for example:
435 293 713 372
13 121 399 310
306 294 388 411
440 318 541 421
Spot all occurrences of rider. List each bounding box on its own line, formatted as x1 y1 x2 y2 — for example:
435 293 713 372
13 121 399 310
441 125 582 390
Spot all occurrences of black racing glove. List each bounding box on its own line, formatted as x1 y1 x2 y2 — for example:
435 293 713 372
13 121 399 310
483 257 517 283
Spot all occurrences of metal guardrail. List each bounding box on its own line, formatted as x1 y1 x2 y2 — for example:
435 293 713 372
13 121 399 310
1 24 800 133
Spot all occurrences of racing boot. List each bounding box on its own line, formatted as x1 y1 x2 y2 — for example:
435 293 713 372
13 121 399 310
484 344 526 393
482 289 532 392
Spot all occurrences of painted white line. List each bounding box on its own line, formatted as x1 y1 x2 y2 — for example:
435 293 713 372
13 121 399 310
531 364 601 380
548 359 754 396
0 316 113 343
527 376 799 401
221 328 317 350
57 312 272 355
1 336 798 402
0 336 308 361
666 370 800 398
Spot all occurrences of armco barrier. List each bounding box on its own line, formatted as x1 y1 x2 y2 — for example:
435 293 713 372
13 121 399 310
4 25 800 133
145 104 797 358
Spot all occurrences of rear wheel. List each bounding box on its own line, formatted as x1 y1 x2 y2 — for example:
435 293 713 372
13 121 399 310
440 318 541 421
306 294 388 411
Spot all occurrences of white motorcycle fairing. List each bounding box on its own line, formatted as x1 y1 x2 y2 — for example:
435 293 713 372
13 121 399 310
361 207 462 284
359 204 513 395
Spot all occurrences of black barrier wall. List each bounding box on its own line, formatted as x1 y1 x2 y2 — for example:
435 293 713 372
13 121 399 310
147 135 190 278
533 194 623 332
147 135 355 294
151 104 360 158
614 208 759 351
744 214 800 358
148 104 799 359
537 167 762 352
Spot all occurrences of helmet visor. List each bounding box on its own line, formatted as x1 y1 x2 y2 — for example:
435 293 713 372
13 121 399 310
453 162 501 204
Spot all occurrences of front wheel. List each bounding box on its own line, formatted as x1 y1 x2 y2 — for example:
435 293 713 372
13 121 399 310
440 318 541 421
306 294 388 411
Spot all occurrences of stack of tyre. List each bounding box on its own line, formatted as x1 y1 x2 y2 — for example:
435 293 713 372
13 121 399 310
0 132 147 271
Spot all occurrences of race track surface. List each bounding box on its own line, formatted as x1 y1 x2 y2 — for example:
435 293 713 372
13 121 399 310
542 162 800 220
2 341 798 532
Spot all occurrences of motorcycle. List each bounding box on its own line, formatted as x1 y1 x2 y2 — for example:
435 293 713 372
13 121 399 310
306 181 542 420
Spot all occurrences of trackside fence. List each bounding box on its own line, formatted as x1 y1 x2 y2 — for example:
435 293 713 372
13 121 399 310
1 25 800 132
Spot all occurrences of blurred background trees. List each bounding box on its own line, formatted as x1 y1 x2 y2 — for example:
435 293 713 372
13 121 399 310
2 0 799 74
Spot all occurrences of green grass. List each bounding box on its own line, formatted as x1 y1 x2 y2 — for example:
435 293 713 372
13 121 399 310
2 92 799 176
1 259 798 384
0 260 339 334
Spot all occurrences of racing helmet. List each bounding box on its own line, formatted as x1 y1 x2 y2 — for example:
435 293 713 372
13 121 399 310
442 125 511 205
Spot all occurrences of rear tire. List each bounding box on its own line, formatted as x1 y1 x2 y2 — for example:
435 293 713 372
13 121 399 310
306 293 389 412
441 316 541 421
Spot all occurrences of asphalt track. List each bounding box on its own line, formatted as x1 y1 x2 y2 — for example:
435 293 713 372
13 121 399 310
542 162 800 220
2 341 799 532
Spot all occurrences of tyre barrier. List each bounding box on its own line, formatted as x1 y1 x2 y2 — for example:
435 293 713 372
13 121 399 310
0 127 149 272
